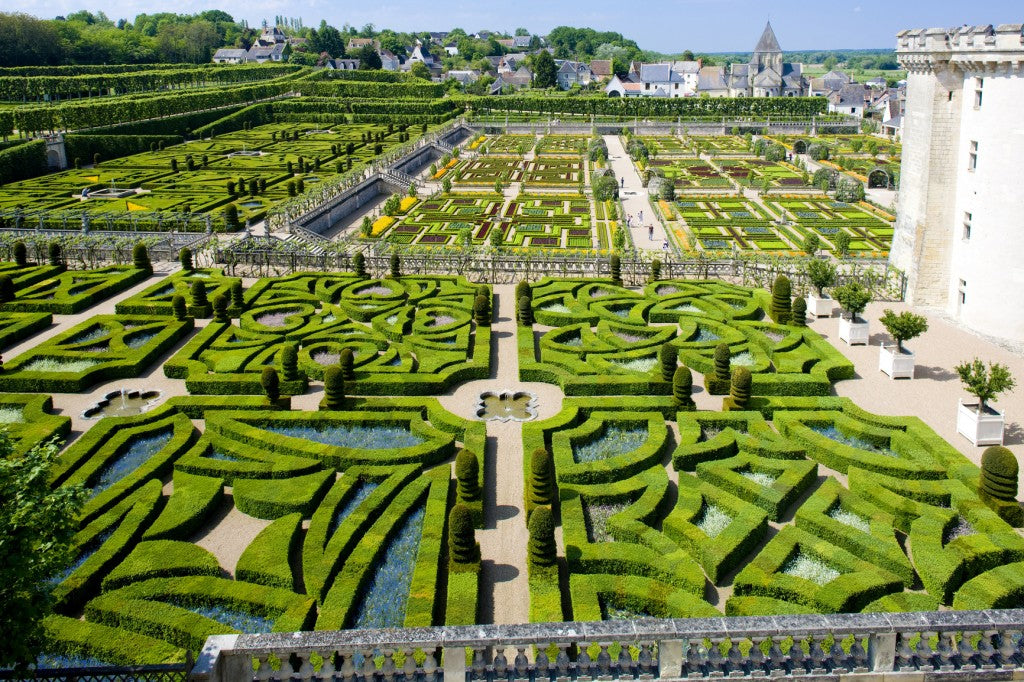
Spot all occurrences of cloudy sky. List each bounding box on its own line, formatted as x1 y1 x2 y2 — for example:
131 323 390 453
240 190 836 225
11 0 1020 52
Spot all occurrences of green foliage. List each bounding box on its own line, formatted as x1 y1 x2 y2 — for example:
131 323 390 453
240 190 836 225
0 140 46 185
389 254 401 278
12 242 27 267
593 174 618 201
352 252 366 278
0 432 87 670
179 248 193 273
802 233 820 256
211 294 228 323
730 367 752 409
260 367 280 403
833 281 871 319
48 242 62 268
834 231 851 257
280 343 299 381
189 280 207 309
650 258 661 283
806 258 837 296
791 297 807 327
455 449 480 502
770 275 792 325
714 342 731 382
230 280 243 311
132 243 151 274
879 309 928 352
322 366 345 410
518 295 534 326
338 348 355 381
0 274 13 302
610 254 622 285
981 446 1019 502
658 343 678 382
473 294 491 327
955 358 1015 413
448 504 479 564
529 447 556 512
673 366 695 408
528 505 557 567
235 514 301 590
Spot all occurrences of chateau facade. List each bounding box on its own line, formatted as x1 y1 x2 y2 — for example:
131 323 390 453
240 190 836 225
892 24 1024 343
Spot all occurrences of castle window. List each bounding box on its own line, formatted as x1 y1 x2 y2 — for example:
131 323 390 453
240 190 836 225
968 141 978 171
963 212 972 240
974 78 984 108
959 279 967 305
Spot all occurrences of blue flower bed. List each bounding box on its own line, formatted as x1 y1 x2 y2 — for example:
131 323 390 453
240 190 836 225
32 654 114 669
327 481 380 537
744 226 770 234
353 506 425 629
796 211 820 219
125 331 158 349
50 528 115 585
702 240 728 249
573 425 648 464
810 425 897 458
90 430 174 498
816 227 839 235
267 424 424 449
730 211 752 218
694 327 721 342
183 603 275 634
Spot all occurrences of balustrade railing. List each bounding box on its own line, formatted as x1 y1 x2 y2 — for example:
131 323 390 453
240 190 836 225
189 610 1024 682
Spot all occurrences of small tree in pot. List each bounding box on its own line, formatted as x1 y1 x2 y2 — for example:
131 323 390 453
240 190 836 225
806 258 837 299
955 358 1015 415
833 281 871 322
879 310 928 354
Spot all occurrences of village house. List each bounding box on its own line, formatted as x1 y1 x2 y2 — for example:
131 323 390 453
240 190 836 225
213 25 289 64
605 61 701 98
556 60 593 89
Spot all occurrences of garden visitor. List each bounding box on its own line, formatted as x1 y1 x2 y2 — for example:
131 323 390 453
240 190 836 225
80 187 90 199
648 224 654 240
638 210 643 222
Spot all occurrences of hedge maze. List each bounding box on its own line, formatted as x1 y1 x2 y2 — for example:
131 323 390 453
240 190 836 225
517 280 1024 619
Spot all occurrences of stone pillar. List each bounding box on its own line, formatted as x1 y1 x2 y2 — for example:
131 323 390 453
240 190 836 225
443 647 466 682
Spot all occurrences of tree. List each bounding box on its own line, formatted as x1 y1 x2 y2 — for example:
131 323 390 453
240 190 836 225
356 44 382 69
802 233 821 256
879 309 928 353
833 281 871 321
518 295 534 326
835 178 865 203
593 174 618 201
532 50 557 88
806 258 837 297
955 358 1015 414
409 61 431 80
834 231 852 258
0 432 87 671
130 243 151 274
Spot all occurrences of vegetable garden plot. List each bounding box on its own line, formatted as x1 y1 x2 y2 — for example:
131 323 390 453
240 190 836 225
482 134 535 155
767 198 893 254
639 135 693 157
645 158 732 188
522 158 585 188
452 158 525 185
686 135 751 154
714 158 806 188
535 135 589 156
672 197 793 252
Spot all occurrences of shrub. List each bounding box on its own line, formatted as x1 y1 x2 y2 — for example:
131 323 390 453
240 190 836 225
806 258 837 297
13 241 27 267
473 295 491 327
389 254 401 278
189 281 207 309
338 348 355 381
593 174 618 201
323 366 345 410
770 275 792 325
48 242 62 268
132 243 151 274
609 254 622 285
0 275 13 303
955 358 1016 414
515 280 532 312
211 294 228 323
673 366 695 408
833 281 871 321
261 367 280 403
879 309 928 352
287 181 296 197
714 343 731 382
981 446 1019 501
230 280 244 311
518 296 534 326
834 232 851 257
802 233 820 256
280 343 299 381
529 447 556 510
223 204 239 230
659 343 678 382
836 178 865 203
449 504 479 564
730 367 752 409
171 295 187 321
650 259 662 283
455 449 480 501
808 143 829 161
179 248 193 272
349 252 367 279
791 297 807 327
528 506 557 568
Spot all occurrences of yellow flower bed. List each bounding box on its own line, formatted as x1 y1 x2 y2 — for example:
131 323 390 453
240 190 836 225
399 197 418 213
674 228 691 250
858 201 895 221
469 136 485 150
370 216 395 237
126 201 147 211
658 200 675 219
433 159 458 180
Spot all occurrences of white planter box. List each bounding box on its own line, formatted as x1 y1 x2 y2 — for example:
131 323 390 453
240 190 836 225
806 294 834 318
957 400 1005 446
838 317 870 345
879 345 915 379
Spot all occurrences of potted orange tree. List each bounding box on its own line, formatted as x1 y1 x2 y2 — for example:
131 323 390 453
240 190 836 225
878 309 928 379
955 358 1015 445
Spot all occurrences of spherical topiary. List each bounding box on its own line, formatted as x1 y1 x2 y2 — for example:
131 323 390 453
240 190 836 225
659 343 678 382
13 241 27 267
473 294 491 327
261 367 280 403
179 247 194 272
791 296 808 327
770 275 792 325
212 293 229 323
0 274 15 303
389 253 401 278
449 504 479 564
190 280 207 309
981 446 1019 501
673 366 694 408
132 242 152 274
528 505 557 568
339 348 355 381
280 343 298 381
230 280 244 311
610 254 622 286
323 365 345 410
455 449 480 502
714 343 731 382
529 447 556 509
171 294 187 321
730 367 752 409
518 295 534 326
352 252 366 278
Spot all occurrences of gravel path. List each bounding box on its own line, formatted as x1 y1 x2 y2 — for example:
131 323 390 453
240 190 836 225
604 135 668 253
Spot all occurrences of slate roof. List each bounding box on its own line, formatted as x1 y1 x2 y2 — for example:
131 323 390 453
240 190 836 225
213 48 247 61
698 66 728 91
830 83 870 107
753 21 782 54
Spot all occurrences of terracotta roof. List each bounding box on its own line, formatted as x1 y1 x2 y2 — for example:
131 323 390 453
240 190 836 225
589 59 612 77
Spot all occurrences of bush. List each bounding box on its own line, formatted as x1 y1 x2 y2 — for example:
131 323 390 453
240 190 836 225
352 252 366 278
171 295 187 321
673 366 695 409
879 309 928 352
806 258 837 297
48 242 62 268
770 275 792 325
659 343 678 382
528 505 557 568
13 241 27 267
515 280 532 314
280 343 299 381
449 504 479 564
223 204 240 230
730 367 752 409
807 143 829 161
650 259 661 283
211 294 228 323
132 243 151 274
609 254 622 285
981 446 1019 501
802 233 820 256
835 178 865 203
791 297 807 327
0 274 13 303
455 449 480 501
179 248 193 272
518 295 534 326
230 280 244 311
189 281 207 309
473 295 491 327
714 343 731 382
529 447 556 512
338 348 355 381
323 366 345 410
833 281 871 321
389 254 401 278
261 367 280 403
593 174 619 201
834 232 851 257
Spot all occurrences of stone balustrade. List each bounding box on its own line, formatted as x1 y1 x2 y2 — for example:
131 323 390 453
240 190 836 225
190 609 1024 682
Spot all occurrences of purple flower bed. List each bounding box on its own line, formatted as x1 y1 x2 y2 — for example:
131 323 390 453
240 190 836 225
418 234 449 244
255 310 298 327
531 237 559 246
395 225 421 233
569 229 590 237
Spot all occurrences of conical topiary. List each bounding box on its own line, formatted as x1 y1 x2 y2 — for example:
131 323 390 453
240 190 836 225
473 294 491 327
261 367 280 403
230 280 244 311
212 293 229 323
352 252 367 278
280 343 298 381
714 343 731 382
529 447 556 510
981 446 1019 501
659 343 678 382
171 294 187 321
13 241 27 267
389 254 401 278
449 504 479 564
132 243 152 274
673 366 695 408
455 449 480 502
190 281 207 309
730 367 752 409
0 274 14 303
770 275 792 324
323 365 345 410
179 247 193 272
339 348 355 381
610 254 622 286
518 295 533 326
48 242 62 268
791 296 807 327
528 505 557 568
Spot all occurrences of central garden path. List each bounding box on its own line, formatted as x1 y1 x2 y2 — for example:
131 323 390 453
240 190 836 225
604 135 669 253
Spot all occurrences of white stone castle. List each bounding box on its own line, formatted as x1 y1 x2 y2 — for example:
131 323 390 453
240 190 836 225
892 24 1024 344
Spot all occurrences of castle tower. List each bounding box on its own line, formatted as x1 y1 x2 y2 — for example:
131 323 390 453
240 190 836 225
751 22 783 75
893 24 1024 343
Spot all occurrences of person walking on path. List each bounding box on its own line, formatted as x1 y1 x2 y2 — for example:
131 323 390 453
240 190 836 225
648 224 654 241
638 209 644 223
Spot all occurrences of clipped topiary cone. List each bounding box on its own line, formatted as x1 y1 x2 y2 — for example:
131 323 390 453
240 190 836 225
518 295 534 326
473 294 491 327
0 274 14 303
280 342 299 381
714 343 731 382
791 296 808 327
132 242 152 274
770 275 792 324
171 294 187 321
981 446 1019 501
323 365 345 410
449 504 479 564
261 367 280 404
455 449 480 502
529 447 556 509
352 252 367 278
659 343 678 382
230 280 244 311
339 348 355 381
673 366 695 408
730 366 752 409
528 505 557 568
212 293 229 323
190 280 207 309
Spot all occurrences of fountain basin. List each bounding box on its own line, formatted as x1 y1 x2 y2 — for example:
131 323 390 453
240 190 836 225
82 389 162 420
475 390 538 422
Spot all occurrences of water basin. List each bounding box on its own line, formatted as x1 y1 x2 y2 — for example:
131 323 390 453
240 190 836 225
476 391 538 422
82 389 162 419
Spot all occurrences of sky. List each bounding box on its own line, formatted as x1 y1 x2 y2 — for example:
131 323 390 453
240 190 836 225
10 0 1021 53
